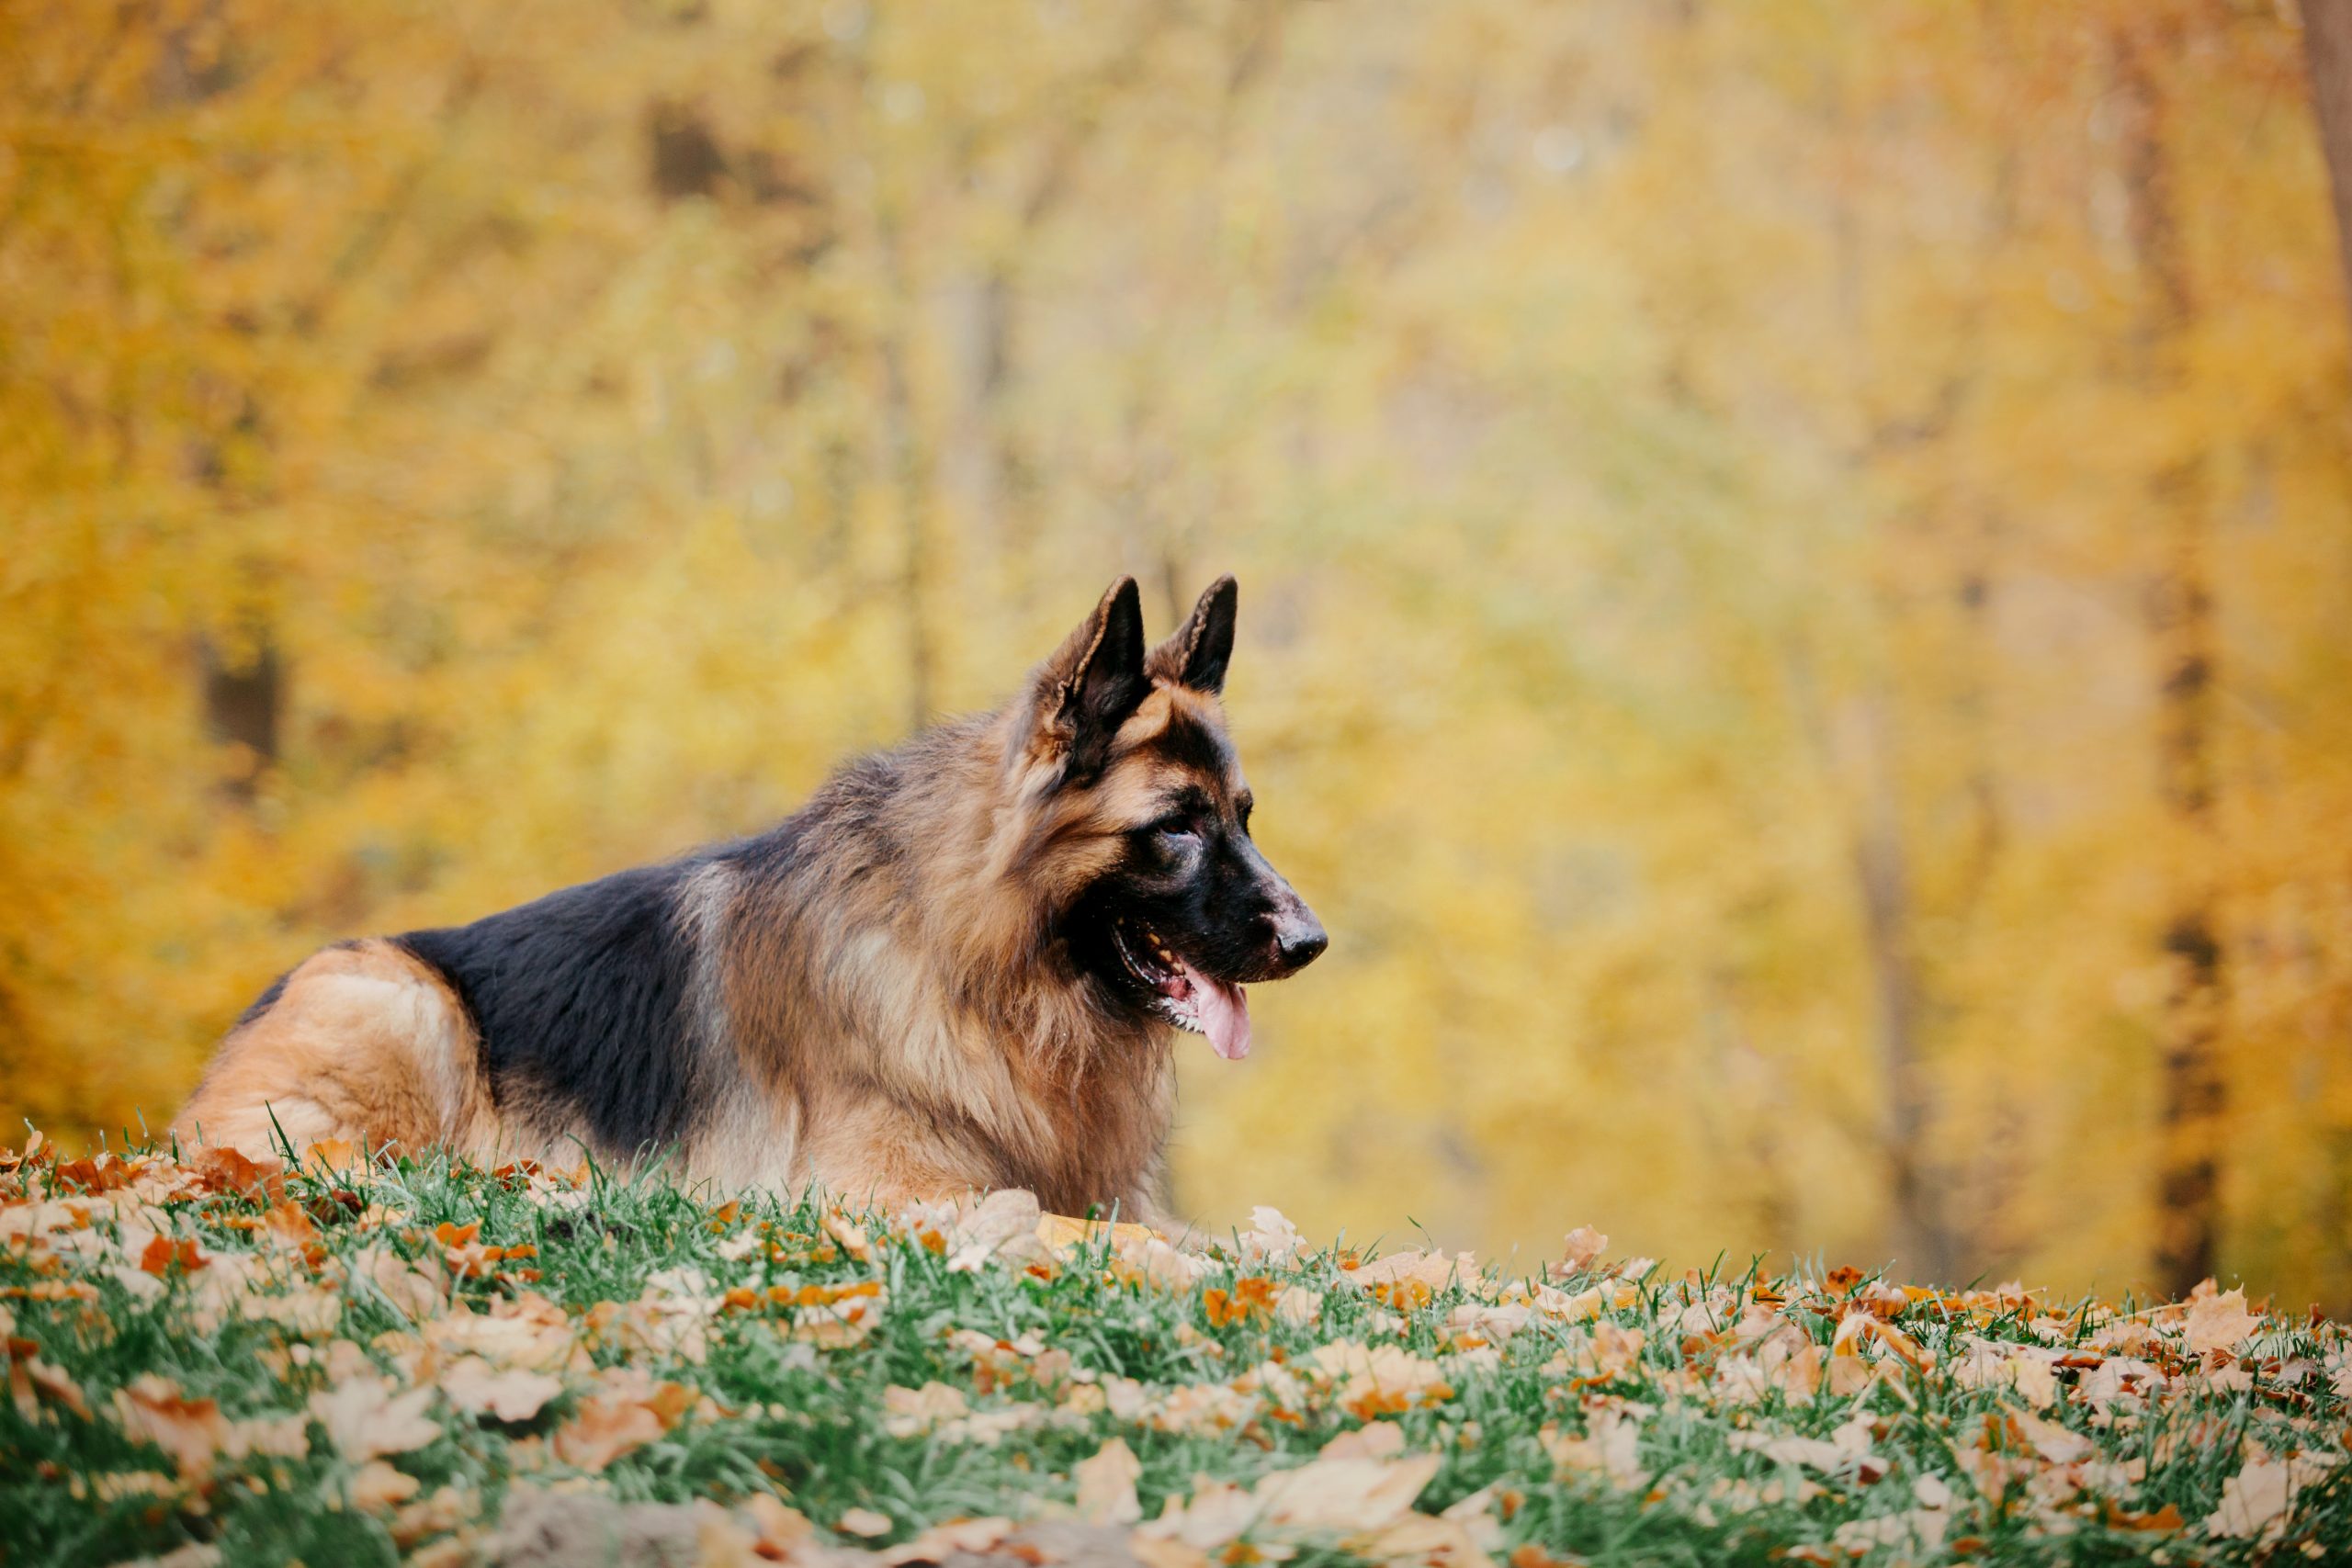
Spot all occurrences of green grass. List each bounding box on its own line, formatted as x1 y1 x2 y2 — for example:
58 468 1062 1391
1 1135 2345 1567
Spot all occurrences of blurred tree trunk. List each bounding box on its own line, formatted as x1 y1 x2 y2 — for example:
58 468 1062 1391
1850 694 1949 1283
2115 21 2228 1297
2302 1 2352 321
1823 60 1953 1284
200 634 283 806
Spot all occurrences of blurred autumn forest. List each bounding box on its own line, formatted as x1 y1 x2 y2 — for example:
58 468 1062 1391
7 0 2352 1305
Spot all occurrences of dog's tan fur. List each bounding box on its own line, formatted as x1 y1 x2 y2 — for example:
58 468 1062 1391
176 940 498 1160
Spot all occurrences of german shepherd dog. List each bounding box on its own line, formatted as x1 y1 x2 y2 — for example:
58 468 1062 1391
174 577 1324 1223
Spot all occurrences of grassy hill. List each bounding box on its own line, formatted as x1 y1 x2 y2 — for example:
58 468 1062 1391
1 1136 2345 1567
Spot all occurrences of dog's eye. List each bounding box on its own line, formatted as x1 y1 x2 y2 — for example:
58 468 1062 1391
1153 817 1197 840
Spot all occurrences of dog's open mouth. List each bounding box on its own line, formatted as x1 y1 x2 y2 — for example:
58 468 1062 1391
1113 919 1251 1060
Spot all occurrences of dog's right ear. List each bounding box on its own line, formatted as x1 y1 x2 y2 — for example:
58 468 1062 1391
1016 576 1149 784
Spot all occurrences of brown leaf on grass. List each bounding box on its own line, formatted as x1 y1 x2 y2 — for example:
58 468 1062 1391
222 1412 310 1461
390 1484 481 1550
1321 1423 1408 1461
1135 1479 1258 1553
2207 1455 2295 1540
1127 1533 1213 1568
1254 1448 1443 1534
436 1355 563 1422
1542 1404 1652 1493
1035 1212 1162 1256
1105 1229 1210 1292
99 1542 221 1568
9 1339 91 1420
1306 1342 1453 1419
553 1393 666 1471
821 1211 873 1261
880 1380 969 1438
1074 1436 1143 1525
2098 1500 2185 1532
946 1190 1046 1273
424 1292 574 1369
1351 1512 1496 1568
552 1367 692 1470
302 1139 362 1176
2005 1405 2092 1465
1727 1411 1887 1483
836 1506 893 1538
875 1517 1017 1565
111 1373 231 1479
351 1246 447 1320
1561 1226 1609 1273
308 1375 441 1461
236 1284 342 1338
2203 1452 2337 1543
1275 1286 1324 1327
1204 1276 1277 1327
783 1285 888 1348
351 1459 423 1514
1350 1249 1475 1296
187 1145 282 1200
138 1235 208 1276
261 1201 320 1249
741 1493 816 1557
1238 1205 1306 1264
2183 1282 2260 1357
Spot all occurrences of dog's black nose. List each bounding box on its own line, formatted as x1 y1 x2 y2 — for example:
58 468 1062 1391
1271 912 1328 973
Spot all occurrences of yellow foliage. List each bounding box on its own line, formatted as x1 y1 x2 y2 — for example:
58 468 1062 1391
4 0 2350 1301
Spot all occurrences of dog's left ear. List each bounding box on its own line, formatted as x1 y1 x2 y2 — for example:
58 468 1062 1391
1021 576 1150 783
1146 575 1238 695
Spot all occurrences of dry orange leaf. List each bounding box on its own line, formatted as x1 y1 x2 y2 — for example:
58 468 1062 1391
552 1368 693 1471
111 1373 232 1479
350 1459 423 1514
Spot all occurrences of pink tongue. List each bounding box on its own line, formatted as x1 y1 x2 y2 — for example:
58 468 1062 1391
1180 959 1251 1060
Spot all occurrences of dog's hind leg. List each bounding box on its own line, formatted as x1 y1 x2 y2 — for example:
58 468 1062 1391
172 940 495 1163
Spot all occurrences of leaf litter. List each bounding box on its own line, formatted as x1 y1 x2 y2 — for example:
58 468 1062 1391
0 1134 2346 1566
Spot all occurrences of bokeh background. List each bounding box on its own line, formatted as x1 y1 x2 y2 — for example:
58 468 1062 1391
8 0 2352 1308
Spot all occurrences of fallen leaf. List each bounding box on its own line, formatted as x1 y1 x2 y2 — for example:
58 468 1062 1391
1238 1206 1306 1263
2183 1283 2260 1358
741 1494 815 1556
1075 1436 1143 1526
947 1190 1046 1272
111 1374 230 1479
9 1347 90 1420
1561 1226 1609 1273
876 1517 1015 1565
880 1381 970 1438
308 1376 441 1461
2007 1405 2092 1466
1275 1286 1324 1327
2205 1454 2309 1542
1253 1450 1442 1533
837 1506 893 1538
437 1356 564 1422
351 1459 422 1514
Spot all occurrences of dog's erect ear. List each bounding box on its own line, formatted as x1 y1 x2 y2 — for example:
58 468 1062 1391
1022 576 1149 782
1146 575 1238 695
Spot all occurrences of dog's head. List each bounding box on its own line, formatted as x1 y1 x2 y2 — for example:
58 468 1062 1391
1009 576 1325 1060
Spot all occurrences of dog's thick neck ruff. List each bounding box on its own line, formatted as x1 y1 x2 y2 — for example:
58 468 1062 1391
173 576 1325 1224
